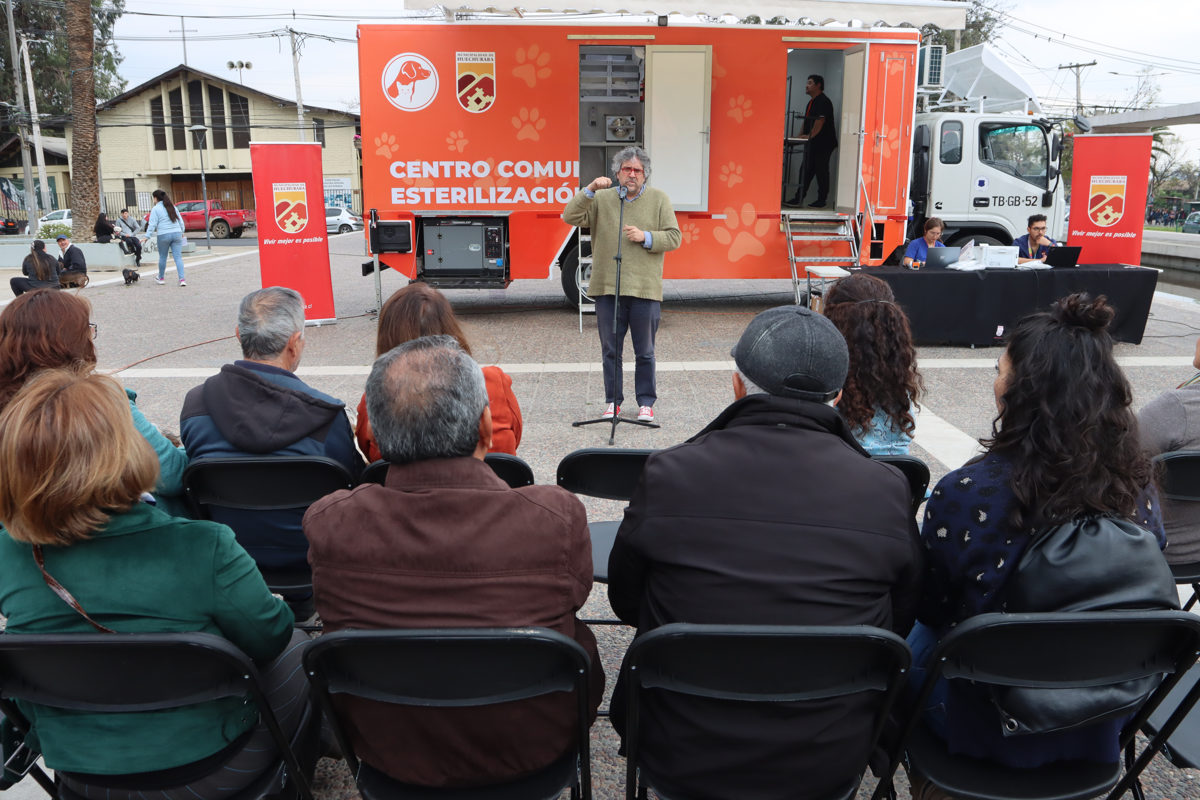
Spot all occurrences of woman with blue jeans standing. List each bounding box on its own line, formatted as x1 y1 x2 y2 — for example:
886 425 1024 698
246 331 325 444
145 189 186 286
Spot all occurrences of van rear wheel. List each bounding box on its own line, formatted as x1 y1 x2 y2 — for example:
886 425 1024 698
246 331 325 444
560 249 594 306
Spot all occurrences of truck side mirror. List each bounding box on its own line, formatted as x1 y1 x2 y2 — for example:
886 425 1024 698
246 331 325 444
1050 133 1061 161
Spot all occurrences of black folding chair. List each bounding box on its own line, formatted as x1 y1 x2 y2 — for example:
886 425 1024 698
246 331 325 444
303 628 593 800
1152 451 1200 609
183 456 355 618
0 632 315 800
872 454 931 516
362 453 535 489
622 623 911 800
875 611 1200 800
555 448 654 584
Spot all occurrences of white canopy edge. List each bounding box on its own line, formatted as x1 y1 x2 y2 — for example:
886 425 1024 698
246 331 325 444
938 43 1041 114
402 0 967 29
1089 102 1200 133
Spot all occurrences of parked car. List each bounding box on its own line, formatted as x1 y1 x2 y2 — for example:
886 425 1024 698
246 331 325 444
174 200 254 239
33 208 71 236
0 218 19 235
326 207 363 235
1184 212 1200 234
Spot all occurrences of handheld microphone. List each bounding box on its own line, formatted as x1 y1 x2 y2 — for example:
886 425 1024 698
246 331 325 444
617 185 628 199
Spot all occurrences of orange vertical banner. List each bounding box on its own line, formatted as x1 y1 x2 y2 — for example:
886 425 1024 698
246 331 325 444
249 143 337 322
1068 134 1151 265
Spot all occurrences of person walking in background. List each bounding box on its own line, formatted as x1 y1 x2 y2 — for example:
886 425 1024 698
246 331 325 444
10 240 60 296
116 208 144 267
145 189 186 286
93 212 116 243
355 282 522 463
824 273 924 455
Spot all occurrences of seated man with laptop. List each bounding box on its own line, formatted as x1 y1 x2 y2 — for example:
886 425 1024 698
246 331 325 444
1014 214 1057 264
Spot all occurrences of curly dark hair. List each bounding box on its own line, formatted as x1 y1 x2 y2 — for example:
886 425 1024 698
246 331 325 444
984 293 1152 531
824 273 923 437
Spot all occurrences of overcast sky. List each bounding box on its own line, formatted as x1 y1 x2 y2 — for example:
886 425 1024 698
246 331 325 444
108 0 1199 157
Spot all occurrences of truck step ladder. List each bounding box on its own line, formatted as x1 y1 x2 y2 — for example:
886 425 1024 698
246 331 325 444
781 209 859 308
577 232 595 332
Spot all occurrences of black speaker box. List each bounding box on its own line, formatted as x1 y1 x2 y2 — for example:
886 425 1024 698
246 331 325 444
370 220 413 254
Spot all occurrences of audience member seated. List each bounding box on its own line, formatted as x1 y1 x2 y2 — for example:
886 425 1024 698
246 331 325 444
607 305 921 800
824 273 924 455
1137 335 1200 565
55 234 87 287
10 240 61 297
0 369 309 797
0 289 188 513
911 293 1164 776
355 282 522 462
305 335 601 788
93 211 116 243
180 286 364 574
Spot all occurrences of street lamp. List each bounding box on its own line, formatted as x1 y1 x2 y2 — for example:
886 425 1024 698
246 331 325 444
189 124 211 250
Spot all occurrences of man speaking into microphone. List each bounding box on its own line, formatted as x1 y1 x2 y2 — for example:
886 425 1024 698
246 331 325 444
563 146 681 423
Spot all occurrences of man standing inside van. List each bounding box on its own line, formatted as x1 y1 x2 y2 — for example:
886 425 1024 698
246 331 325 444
564 146 681 424
791 74 838 209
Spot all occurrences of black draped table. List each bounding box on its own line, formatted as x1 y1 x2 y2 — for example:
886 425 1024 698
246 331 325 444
866 264 1158 347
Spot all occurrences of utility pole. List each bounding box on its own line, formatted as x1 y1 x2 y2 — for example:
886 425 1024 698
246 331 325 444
169 16 196 65
5 0 39 225
1058 60 1097 117
288 27 307 142
20 33 50 212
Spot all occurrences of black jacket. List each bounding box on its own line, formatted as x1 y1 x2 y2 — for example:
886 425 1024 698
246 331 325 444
608 393 921 800
57 244 86 274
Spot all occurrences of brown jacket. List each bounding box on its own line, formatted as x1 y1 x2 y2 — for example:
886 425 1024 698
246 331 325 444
304 457 602 787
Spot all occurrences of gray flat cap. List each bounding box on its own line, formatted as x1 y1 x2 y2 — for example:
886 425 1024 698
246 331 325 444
732 305 848 402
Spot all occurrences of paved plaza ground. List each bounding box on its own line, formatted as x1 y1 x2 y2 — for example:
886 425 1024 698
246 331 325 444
5 231 1200 798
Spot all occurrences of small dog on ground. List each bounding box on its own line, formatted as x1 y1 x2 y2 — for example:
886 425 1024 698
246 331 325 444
122 268 140 286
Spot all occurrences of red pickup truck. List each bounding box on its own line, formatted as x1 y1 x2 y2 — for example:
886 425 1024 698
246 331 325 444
145 199 255 239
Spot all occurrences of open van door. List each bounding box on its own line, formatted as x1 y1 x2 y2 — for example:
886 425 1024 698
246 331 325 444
645 45 712 212
835 45 867 217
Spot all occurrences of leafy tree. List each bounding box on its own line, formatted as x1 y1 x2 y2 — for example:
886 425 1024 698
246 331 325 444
0 0 126 121
923 0 1008 51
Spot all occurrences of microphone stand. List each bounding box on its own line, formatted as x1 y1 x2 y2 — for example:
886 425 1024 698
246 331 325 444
573 185 660 444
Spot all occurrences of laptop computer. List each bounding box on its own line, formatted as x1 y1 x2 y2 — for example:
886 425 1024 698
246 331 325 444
923 246 962 270
1045 246 1082 268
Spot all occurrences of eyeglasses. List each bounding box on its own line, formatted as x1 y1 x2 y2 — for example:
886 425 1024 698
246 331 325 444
619 166 645 176
88 323 97 340
1031 226 1047 232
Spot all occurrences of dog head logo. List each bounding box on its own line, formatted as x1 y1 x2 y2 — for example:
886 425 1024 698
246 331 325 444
382 53 438 112
1087 175 1127 228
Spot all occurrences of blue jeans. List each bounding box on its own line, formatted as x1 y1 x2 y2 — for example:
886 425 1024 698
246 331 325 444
595 294 660 408
157 231 185 280
907 621 949 740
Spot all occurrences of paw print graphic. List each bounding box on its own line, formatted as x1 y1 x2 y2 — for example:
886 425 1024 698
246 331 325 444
446 130 468 153
512 107 547 141
712 203 770 262
513 44 552 88
680 221 701 245
876 123 898 160
472 158 511 191
727 95 753 123
718 162 744 188
374 133 399 158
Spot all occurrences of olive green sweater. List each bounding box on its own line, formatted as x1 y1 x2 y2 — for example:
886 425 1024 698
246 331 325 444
563 187 682 301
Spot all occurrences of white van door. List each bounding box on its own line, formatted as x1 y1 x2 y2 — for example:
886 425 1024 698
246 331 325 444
835 46 868 217
645 45 712 212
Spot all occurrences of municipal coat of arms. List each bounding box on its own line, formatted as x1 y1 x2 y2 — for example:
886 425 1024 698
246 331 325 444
273 183 308 234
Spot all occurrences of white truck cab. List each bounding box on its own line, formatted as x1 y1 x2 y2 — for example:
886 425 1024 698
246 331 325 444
907 44 1067 249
